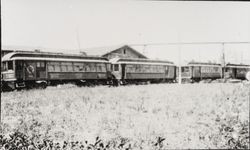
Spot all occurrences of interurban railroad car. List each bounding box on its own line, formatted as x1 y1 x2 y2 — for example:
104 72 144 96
224 63 250 80
177 62 223 83
109 58 176 85
2 51 250 91
1 51 111 90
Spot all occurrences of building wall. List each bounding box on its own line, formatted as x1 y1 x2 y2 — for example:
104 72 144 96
103 47 146 60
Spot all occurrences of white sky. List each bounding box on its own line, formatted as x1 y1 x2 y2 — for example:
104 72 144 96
2 0 250 65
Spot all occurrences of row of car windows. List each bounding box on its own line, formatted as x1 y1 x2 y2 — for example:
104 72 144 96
47 62 107 72
181 66 221 73
125 65 168 73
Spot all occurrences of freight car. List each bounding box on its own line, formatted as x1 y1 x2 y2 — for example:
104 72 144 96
177 62 223 83
1 51 111 90
109 58 176 85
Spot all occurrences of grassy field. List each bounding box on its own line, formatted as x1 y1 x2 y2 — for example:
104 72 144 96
1 83 249 149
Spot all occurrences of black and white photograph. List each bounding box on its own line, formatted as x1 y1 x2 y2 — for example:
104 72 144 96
1 0 250 149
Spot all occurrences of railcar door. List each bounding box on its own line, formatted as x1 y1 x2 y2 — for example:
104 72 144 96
112 64 121 80
15 60 24 80
192 66 200 78
121 64 126 80
36 61 47 79
232 68 237 78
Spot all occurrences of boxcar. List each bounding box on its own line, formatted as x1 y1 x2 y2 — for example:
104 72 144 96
109 58 176 84
1 51 111 90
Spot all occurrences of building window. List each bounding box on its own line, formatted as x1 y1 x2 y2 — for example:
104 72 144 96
123 49 126 54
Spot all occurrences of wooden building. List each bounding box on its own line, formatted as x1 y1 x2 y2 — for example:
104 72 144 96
81 45 147 60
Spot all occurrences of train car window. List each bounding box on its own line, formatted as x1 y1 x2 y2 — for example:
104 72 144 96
68 65 73 71
126 65 133 73
131 66 136 73
135 65 139 72
37 62 41 67
181 67 189 72
106 64 111 72
96 64 101 72
74 65 80 72
61 65 67 72
7 61 13 70
96 63 105 72
40 62 45 68
148 65 152 73
114 64 119 71
48 65 54 72
156 65 160 73
2 62 7 71
90 63 96 72
54 65 61 72
181 67 184 72
85 63 90 72
153 65 157 73
79 66 84 72
100 64 106 72
165 66 169 74
142 65 146 72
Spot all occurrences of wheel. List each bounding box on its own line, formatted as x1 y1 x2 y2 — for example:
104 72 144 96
40 82 47 89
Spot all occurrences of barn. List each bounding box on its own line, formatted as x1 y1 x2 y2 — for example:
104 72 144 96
81 45 147 60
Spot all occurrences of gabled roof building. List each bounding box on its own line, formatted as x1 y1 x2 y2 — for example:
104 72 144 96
81 45 147 60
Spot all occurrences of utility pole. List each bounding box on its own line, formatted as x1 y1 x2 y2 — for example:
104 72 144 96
221 43 225 78
178 43 182 84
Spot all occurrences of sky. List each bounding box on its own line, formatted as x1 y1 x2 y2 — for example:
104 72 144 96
2 0 250 65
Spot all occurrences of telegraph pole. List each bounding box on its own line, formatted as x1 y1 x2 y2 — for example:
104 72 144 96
178 43 182 84
221 43 225 78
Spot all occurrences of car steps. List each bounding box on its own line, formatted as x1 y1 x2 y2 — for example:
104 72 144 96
16 82 26 88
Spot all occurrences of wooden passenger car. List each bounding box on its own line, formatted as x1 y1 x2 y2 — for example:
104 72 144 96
109 58 176 84
1 51 111 90
178 62 223 82
224 63 250 80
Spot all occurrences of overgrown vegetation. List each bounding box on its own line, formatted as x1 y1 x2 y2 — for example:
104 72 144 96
1 83 249 149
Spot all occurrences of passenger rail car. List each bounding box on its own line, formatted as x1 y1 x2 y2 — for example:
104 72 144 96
177 62 223 83
109 58 176 85
1 52 111 90
224 64 250 80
